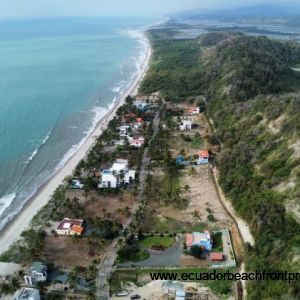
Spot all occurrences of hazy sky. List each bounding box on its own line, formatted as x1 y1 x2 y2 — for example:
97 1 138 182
0 0 290 19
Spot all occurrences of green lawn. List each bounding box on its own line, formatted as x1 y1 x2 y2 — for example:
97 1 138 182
212 232 223 252
117 250 150 263
139 236 175 249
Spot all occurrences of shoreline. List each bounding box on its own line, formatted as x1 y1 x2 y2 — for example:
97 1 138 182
0 31 152 255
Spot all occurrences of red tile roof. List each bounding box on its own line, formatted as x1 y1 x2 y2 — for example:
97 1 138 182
210 252 223 261
199 150 209 158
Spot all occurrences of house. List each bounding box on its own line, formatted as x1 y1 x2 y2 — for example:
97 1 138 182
197 150 209 165
56 218 84 236
210 252 224 262
119 125 132 136
69 179 84 190
13 288 41 300
128 136 145 148
24 262 47 285
179 120 192 131
98 159 136 188
187 106 200 115
185 231 213 251
133 101 148 111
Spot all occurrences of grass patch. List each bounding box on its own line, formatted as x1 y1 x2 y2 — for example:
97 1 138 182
212 232 223 252
139 236 174 249
191 134 202 149
117 250 150 264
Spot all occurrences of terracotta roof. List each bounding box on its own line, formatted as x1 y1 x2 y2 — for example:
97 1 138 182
199 150 209 158
71 225 84 235
57 218 83 230
210 252 223 261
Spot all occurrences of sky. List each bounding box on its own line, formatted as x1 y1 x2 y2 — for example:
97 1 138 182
0 0 293 19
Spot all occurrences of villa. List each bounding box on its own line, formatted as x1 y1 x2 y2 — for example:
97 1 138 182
56 218 84 236
133 100 149 111
13 288 41 300
185 231 213 251
197 150 209 165
98 159 136 188
179 120 192 131
24 262 47 285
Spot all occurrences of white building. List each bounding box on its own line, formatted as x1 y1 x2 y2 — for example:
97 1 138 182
119 125 132 136
13 288 41 300
133 101 148 110
99 159 136 188
179 120 192 131
24 262 47 285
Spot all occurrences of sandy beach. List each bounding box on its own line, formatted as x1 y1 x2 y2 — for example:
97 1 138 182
0 32 152 255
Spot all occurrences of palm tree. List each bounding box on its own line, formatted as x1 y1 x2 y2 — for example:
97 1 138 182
189 167 197 177
192 210 201 221
183 184 191 193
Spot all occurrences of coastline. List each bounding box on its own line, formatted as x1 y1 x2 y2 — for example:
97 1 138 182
0 32 152 255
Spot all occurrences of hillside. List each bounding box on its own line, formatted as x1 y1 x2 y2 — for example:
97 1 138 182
177 3 300 25
141 30 300 299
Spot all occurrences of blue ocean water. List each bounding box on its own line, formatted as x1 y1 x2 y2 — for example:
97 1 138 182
0 16 159 229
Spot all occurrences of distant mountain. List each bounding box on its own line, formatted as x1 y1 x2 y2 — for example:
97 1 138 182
177 3 300 23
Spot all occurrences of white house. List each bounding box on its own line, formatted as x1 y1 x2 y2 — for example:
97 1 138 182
119 125 132 136
133 101 148 110
197 150 209 165
13 288 41 300
179 120 192 131
24 262 47 285
99 159 136 188
56 218 84 236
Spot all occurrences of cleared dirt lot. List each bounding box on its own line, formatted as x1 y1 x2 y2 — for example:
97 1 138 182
42 236 107 269
65 189 135 225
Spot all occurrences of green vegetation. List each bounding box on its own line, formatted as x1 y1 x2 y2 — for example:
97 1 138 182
139 236 174 249
212 232 223 252
142 28 300 299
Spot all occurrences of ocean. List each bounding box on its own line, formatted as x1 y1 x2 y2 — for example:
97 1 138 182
0 16 159 230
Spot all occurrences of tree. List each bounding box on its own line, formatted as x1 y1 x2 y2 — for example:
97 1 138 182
189 167 197 176
190 245 203 259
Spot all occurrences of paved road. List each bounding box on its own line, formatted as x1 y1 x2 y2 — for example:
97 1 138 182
95 105 163 300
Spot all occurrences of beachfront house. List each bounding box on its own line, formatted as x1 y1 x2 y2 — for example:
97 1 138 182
119 125 132 136
185 231 213 251
187 106 200 115
24 262 47 285
179 120 192 131
98 159 136 188
197 150 209 165
133 100 148 111
13 288 41 300
56 218 84 236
